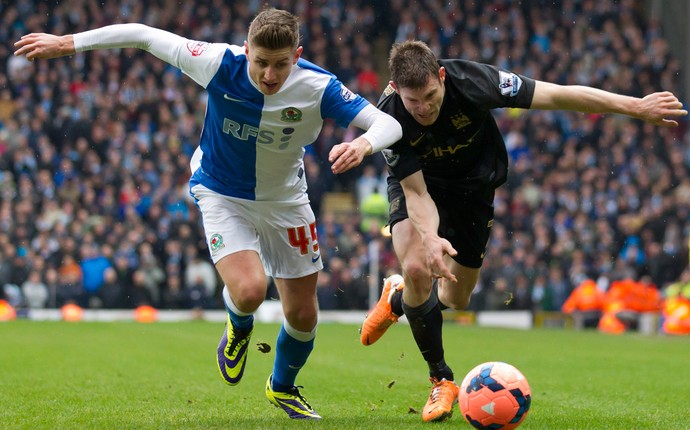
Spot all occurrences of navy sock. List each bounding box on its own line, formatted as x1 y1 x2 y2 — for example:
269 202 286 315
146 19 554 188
393 278 448 316
432 279 450 311
390 288 403 316
402 292 453 380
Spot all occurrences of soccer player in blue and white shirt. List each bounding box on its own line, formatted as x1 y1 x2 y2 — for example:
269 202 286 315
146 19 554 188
15 8 402 419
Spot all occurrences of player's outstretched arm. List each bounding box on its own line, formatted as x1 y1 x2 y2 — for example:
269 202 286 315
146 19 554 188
329 104 402 174
15 24 193 75
14 33 75 60
530 81 688 127
401 172 458 283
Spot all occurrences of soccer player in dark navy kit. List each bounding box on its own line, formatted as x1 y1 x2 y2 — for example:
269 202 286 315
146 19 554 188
360 40 687 423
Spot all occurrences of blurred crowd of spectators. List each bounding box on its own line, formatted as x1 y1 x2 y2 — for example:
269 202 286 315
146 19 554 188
0 0 688 315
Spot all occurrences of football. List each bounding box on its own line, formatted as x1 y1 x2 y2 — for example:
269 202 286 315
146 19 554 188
458 361 532 429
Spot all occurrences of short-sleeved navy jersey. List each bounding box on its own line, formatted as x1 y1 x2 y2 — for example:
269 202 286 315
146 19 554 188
377 59 536 191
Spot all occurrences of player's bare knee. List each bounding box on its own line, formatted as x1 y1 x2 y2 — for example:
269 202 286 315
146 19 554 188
440 280 475 310
402 260 431 287
437 289 467 310
235 294 264 313
284 306 318 330
233 282 266 311
444 295 472 310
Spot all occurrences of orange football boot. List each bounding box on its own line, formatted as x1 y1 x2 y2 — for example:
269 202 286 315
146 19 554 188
360 274 404 346
422 377 459 422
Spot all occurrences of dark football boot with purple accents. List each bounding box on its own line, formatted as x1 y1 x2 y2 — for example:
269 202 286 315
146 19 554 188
216 315 253 385
265 374 322 419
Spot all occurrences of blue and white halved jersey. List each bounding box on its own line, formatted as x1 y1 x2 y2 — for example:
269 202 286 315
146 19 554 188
175 42 367 203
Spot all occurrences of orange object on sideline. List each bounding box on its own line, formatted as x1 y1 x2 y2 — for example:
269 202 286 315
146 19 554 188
604 279 662 313
562 279 605 313
0 299 17 321
596 279 663 334
61 303 84 322
134 305 158 323
662 298 690 335
663 296 686 317
597 311 626 334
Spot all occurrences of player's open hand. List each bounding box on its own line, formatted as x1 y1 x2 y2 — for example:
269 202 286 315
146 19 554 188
329 137 371 174
14 33 75 61
638 91 688 127
424 235 458 283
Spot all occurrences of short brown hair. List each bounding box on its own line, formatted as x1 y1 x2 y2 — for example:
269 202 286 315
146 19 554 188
247 8 300 51
389 40 440 89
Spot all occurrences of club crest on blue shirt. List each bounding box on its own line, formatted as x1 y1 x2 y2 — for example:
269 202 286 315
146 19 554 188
281 107 303 122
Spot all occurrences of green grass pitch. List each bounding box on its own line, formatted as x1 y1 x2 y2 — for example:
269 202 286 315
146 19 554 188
2 320 689 429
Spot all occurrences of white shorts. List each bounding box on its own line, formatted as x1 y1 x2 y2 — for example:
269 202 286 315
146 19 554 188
191 185 323 279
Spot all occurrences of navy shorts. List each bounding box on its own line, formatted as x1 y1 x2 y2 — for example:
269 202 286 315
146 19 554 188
387 175 495 269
